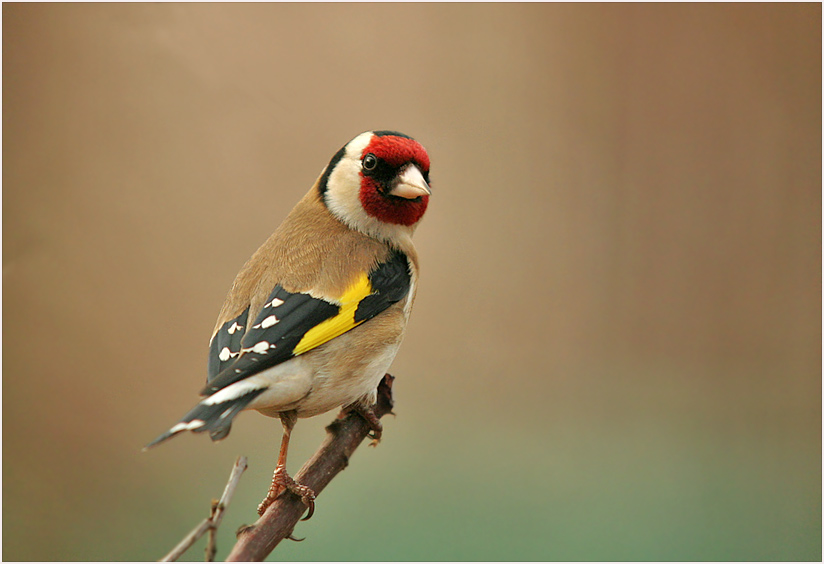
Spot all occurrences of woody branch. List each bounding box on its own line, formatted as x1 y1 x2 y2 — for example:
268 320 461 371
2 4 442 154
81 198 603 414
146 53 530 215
224 373 396 562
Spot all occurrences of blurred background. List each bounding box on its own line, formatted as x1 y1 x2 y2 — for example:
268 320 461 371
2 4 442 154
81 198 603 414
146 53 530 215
3 3 820 561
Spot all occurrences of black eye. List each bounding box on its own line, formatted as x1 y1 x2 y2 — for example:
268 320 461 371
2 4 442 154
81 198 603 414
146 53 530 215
362 153 378 171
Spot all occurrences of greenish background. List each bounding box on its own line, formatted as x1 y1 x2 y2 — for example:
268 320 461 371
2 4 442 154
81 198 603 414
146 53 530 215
4 3 820 561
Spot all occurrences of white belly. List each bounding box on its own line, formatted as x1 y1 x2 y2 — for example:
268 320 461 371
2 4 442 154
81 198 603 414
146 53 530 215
247 304 408 419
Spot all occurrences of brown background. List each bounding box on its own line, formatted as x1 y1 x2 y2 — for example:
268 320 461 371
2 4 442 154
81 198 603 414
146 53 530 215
3 3 820 561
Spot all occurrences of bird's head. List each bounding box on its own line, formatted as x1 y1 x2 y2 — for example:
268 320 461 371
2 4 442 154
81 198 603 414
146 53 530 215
319 131 431 242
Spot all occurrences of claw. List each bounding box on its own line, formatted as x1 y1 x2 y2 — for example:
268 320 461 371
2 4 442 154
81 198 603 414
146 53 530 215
258 466 316 517
301 499 315 521
286 534 305 542
352 404 383 444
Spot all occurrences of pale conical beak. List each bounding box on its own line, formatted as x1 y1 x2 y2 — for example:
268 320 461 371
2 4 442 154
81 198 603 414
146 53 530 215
389 164 431 199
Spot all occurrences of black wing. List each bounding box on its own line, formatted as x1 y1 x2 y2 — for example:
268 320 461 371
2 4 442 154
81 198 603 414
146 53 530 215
203 249 411 395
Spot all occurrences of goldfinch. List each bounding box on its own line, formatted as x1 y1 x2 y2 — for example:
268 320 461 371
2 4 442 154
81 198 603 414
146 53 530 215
147 131 431 517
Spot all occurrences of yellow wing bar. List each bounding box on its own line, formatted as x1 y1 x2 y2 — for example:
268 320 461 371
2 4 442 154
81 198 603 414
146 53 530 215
292 272 373 356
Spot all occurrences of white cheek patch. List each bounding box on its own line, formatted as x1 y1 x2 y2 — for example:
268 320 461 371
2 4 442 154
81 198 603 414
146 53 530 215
323 132 416 243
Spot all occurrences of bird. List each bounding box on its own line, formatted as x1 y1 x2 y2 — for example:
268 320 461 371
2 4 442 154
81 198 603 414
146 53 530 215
146 130 431 518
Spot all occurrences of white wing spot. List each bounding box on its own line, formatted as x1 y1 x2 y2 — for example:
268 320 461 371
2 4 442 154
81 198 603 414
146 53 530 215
241 341 276 355
266 298 284 308
227 322 243 334
261 315 279 328
218 347 238 362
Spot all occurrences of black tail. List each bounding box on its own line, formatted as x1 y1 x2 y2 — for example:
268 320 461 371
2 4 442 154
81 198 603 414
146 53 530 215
144 388 265 450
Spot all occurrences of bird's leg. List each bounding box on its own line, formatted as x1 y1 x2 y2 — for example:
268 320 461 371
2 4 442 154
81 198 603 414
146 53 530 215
257 411 316 518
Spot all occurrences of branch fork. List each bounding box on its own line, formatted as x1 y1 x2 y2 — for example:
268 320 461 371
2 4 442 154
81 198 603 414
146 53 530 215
160 374 396 562
160 455 248 562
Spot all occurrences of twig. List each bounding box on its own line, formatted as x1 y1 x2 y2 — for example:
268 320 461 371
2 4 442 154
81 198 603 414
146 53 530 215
225 374 396 562
160 455 248 562
205 500 219 561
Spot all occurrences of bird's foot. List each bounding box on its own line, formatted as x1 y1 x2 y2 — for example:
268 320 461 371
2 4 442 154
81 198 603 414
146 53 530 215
352 404 383 446
257 466 316 519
